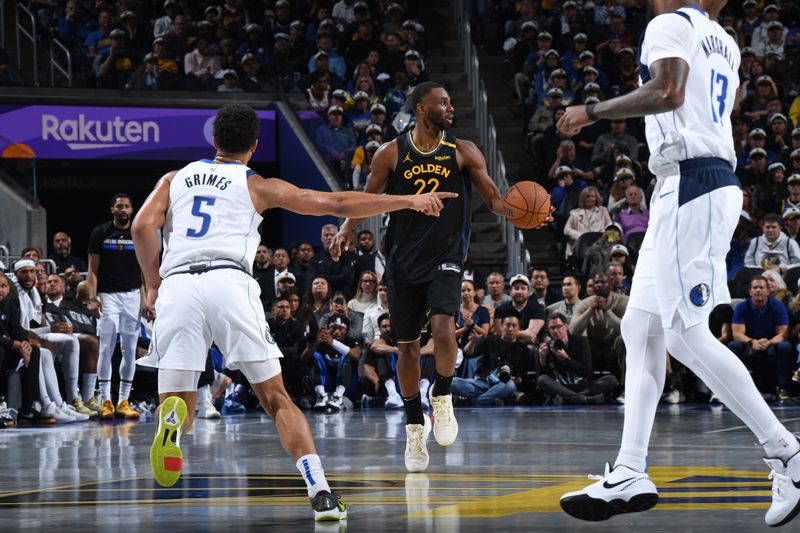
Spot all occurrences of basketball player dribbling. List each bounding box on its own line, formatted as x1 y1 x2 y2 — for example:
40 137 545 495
557 1 800 526
131 104 457 522
333 82 551 472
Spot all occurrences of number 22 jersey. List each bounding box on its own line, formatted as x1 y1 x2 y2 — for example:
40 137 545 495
159 159 262 277
639 6 740 176
384 130 471 285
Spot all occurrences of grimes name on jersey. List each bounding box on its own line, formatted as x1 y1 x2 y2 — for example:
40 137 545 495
700 34 735 70
185 173 231 190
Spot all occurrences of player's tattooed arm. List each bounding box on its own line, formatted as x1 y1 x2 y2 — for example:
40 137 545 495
557 57 689 134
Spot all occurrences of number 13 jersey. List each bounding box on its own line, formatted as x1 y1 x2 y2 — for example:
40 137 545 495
384 130 471 285
639 6 740 176
159 159 262 278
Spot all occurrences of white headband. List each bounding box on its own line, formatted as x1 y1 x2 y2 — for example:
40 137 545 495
13 259 36 270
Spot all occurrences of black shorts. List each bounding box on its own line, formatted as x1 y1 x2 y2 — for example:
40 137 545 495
386 270 461 343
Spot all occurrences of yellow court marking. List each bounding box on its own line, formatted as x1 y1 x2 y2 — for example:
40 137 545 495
404 466 772 519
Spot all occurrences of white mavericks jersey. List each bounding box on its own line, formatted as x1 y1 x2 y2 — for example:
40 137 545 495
639 6 740 176
159 159 262 277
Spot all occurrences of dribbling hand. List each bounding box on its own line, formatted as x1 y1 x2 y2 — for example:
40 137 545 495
411 191 459 216
330 228 355 262
557 105 595 135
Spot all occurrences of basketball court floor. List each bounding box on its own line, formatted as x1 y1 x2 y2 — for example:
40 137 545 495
1 405 799 532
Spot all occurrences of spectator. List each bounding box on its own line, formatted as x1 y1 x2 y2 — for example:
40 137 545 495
537 313 617 404
762 269 792 305
404 50 428 88
615 185 649 237
154 0 179 38
362 313 403 408
48 232 87 273
755 162 788 214
42 273 98 416
292 241 315 296
741 147 770 189
306 70 331 112
456 279 490 349
453 313 531 406
728 276 794 401
493 274 546 343
481 272 511 314
268 297 310 402
315 106 357 177
569 272 627 378
348 270 379 315
306 314 361 411
84 9 113 64
348 91 373 137
119 10 151 60
564 186 613 256
607 260 630 296
164 15 194 65
530 268 561 307
550 166 585 220
184 38 222 86
218 69 244 92
308 34 346 79
308 224 355 296
126 52 175 90
583 223 624 277
591 119 639 165
252 244 273 284
0 272 44 424
151 37 179 76
321 291 363 343
756 21 787 59
361 280 390 345
352 229 384 284
784 206 800 243
547 139 594 183
258 247 293 307
546 274 582 323
744 213 800 272
607 168 636 215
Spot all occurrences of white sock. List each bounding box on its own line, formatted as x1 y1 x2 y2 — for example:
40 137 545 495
197 385 211 405
762 428 800 462
82 373 97 402
296 454 331 498
663 315 790 448
99 380 112 402
315 385 326 398
118 380 132 403
385 380 397 396
334 385 345 398
615 309 666 473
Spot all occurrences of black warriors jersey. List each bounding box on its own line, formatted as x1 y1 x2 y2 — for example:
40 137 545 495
384 131 471 284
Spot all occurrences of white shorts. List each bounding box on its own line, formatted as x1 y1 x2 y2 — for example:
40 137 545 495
97 289 141 336
136 267 282 372
628 158 742 329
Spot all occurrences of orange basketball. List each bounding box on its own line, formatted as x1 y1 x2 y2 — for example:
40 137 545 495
502 181 551 229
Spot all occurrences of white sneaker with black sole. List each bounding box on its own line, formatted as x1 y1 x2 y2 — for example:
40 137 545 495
765 448 800 527
405 414 431 472
560 463 658 522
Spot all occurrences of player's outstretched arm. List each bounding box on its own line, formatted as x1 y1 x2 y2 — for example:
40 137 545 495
558 57 689 135
250 166 457 219
131 172 175 318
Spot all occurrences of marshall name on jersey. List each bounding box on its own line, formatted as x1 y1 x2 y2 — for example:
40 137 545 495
383 131 470 285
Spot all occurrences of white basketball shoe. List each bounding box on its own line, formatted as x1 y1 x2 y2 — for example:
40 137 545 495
428 386 458 446
765 449 800 527
560 463 658 521
405 415 431 473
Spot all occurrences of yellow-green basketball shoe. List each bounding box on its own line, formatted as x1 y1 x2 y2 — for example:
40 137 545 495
150 396 187 487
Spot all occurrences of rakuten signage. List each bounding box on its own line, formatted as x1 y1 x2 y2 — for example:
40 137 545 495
0 105 276 161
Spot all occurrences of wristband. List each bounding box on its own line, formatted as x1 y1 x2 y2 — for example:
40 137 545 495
585 103 599 121
331 339 350 357
89 296 100 302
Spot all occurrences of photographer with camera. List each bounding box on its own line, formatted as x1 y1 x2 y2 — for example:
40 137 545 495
537 313 618 405
451 313 531 406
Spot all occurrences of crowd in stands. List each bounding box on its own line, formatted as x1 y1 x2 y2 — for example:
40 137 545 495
7 0 433 188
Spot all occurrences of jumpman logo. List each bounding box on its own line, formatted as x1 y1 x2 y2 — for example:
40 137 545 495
403 153 413 163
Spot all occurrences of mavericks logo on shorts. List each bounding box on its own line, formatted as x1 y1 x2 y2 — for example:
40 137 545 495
689 283 711 307
264 326 276 345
